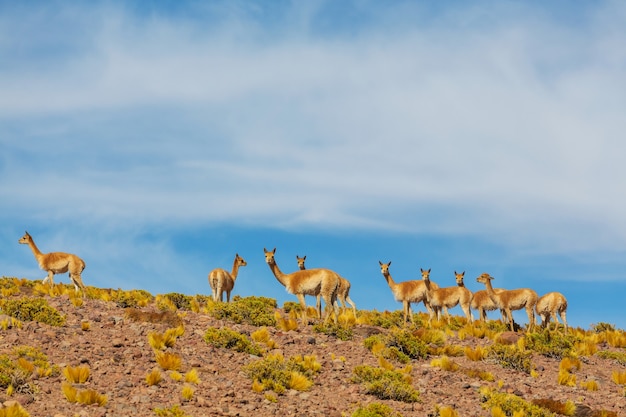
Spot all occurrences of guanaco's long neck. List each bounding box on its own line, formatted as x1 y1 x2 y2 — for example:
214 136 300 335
422 277 434 300
268 261 288 287
383 272 397 291
26 238 43 260
483 278 498 301
231 258 241 280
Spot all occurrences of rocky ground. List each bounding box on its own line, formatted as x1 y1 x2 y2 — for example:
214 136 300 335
0 289 625 417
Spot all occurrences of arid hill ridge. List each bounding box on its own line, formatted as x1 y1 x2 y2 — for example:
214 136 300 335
0 277 624 417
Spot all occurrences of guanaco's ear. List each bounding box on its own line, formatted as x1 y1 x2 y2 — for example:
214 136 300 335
303 255 306 260
272 248 276 253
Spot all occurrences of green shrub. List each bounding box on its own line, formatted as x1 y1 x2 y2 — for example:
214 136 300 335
243 353 320 395
480 387 556 417
487 344 533 374
524 329 578 359
153 404 191 417
363 329 431 364
0 346 56 394
161 293 192 310
203 327 263 356
207 296 277 326
592 322 616 333
597 350 626 366
352 402 404 417
352 365 420 403
312 322 353 341
282 301 302 314
0 297 65 326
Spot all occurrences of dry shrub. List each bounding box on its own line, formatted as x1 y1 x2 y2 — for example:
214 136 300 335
125 308 182 327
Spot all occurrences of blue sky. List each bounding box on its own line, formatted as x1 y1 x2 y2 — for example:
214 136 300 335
2 0 625 330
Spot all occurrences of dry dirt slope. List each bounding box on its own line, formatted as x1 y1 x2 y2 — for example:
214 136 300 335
0 283 624 417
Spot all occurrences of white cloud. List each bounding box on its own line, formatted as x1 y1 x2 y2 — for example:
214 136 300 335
2 0 626 256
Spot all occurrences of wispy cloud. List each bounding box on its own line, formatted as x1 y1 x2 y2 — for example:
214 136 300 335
2 0 626 258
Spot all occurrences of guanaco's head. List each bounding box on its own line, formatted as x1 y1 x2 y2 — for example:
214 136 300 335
476 273 493 285
18 231 32 245
379 261 391 276
235 254 247 267
455 271 466 286
420 268 431 281
263 248 277 265
296 255 306 270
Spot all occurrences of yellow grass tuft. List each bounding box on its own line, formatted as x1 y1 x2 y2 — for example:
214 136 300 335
490 406 507 417
338 310 356 326
77 388 108 406
580 380 599 391
145 368 162 386
378 356 395 371
612 370 626 385
275 311 299 331
0 400 28 416
437 405 459 417
559 357 582 373
81 320 90 331
185 368 201 384
558 369 577 387
63 365 90 384
155 351 182 371
181 384 195 401
574 340 597 356
287 371 313 391
606 330 626 348
464 346 487 361
252 379 265 393
62 382 77 402
430 356 459 372
169 371 183 382
16 358 34 374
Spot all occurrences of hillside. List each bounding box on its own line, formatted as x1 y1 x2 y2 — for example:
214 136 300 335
0 278 624 417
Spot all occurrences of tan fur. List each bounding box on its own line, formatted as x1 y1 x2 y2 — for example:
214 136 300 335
264 248 339 324
535 291 568 331
297 255 357 318
18 231 86 293
379 261 437 325
421 269 473 323
476 273 538 332
470 289 507 322
208 254 247 302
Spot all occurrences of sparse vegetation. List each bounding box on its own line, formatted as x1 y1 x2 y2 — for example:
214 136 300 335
63 365 90 384
352 364 420 403
203 327 263 356
480 387 555 417
597 350 626 366
206 296 277 326
242 352 321 395
524 329 578 359
0 297 66 326
155 351 182 371
487 343 533 374
364 328 433 364
312 321 354 340
62 382 107 406
351 402 404 417
153 405 190 417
